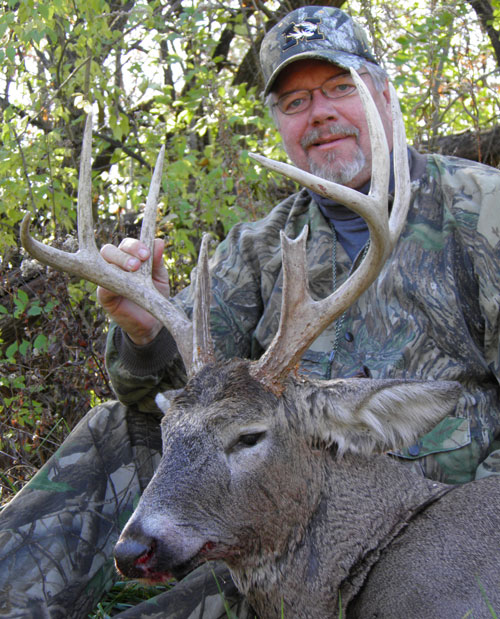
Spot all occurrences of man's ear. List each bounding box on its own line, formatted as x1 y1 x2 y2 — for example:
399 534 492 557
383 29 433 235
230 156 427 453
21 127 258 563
382 77 392 106
303 378 461 456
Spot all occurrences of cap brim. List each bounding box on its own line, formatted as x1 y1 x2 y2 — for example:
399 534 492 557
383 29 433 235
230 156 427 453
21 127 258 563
263 49 367 96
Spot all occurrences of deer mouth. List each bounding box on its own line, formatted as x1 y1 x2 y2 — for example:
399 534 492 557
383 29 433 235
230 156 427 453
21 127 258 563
130 553 200 584
115 529 245 584
175 540 246 580
135 540 236 583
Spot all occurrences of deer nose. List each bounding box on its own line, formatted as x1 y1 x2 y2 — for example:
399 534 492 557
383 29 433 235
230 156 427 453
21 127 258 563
114 535 156 578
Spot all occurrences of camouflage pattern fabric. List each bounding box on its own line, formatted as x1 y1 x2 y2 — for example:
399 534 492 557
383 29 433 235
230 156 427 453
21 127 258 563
0 401 161 617
475 440 500 480
108 151 500 484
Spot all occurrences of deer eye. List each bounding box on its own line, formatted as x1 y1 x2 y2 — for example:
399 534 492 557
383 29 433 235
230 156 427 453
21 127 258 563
237 432 265 448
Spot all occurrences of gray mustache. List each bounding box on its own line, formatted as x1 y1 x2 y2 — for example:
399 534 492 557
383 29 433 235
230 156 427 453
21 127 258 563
301 124 359 149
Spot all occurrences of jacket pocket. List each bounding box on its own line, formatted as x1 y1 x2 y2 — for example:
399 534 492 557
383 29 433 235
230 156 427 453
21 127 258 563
390 416 470 459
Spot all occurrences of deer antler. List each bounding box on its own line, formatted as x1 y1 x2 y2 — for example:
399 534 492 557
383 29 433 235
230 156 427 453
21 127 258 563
248 71 410 392
20 114 215 378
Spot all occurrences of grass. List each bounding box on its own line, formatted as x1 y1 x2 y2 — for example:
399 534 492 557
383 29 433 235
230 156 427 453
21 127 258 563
89 580 171 618
477 576 498 619
89 568 263 619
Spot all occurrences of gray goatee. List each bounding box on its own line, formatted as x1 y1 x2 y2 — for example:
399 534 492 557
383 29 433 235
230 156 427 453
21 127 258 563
300 124 366 185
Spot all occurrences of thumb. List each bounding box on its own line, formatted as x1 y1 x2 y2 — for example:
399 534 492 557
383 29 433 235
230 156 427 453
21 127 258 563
151 239 170 293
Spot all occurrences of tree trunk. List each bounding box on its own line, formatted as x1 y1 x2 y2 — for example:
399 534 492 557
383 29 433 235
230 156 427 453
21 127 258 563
420 125 500 168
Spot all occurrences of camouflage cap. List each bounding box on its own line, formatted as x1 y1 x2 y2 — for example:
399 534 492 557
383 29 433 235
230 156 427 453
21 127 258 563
260 6 378 96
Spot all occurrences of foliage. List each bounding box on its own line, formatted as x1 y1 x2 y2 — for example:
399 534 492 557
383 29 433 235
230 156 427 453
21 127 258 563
0 259 111 501
89 580 172 618
0 0 285 263
352 0 500 151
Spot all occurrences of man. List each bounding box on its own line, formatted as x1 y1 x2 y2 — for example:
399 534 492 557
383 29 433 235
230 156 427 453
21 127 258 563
1 6 500 618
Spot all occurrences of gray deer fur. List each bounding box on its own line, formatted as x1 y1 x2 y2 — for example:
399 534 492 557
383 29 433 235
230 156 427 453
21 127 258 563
114 359 500 618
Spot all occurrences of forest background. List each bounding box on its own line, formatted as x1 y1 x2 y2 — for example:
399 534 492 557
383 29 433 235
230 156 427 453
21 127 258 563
1 0 499 505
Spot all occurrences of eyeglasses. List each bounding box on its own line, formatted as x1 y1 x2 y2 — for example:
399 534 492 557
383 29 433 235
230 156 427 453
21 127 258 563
273 72 368 116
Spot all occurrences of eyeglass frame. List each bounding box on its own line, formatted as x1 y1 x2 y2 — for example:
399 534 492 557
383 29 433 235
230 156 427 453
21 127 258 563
271 71 369 116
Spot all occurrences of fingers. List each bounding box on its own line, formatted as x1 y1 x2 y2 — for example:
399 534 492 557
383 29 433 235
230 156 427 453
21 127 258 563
99 237 168 287
151 238 166 265
98 235 168 290
98 236 169 302
100 238 153 271
96 237 169 345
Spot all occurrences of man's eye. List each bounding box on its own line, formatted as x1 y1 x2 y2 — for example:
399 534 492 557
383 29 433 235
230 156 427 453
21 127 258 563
281 95 307 113
326 82 355 96
237 432 265 447
288 96 304 108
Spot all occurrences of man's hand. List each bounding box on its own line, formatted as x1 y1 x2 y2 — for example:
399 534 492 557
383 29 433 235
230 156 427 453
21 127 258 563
97 238 170 346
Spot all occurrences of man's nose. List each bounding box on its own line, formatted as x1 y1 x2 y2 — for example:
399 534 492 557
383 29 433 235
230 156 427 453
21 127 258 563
308 90 341 125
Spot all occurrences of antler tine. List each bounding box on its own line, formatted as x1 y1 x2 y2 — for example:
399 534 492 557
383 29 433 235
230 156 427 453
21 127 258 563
191 233 216 374
249 72 410 391
77 114 100 253
387 82 411 243
20 113 196 374
140 140 166 281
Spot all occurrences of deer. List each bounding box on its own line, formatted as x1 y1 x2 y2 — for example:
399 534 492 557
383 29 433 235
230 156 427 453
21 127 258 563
21 71 500 618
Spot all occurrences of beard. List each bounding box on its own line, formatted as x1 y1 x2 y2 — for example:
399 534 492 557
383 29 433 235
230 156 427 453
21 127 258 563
309 147 367 185
299 123 367 186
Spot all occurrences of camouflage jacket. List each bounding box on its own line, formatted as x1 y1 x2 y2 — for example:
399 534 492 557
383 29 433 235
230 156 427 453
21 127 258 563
106 150 500 483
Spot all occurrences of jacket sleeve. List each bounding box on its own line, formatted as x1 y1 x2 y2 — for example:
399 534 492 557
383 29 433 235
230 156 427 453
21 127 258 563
431 156 500 482
466 166 500 380
432 154 500 381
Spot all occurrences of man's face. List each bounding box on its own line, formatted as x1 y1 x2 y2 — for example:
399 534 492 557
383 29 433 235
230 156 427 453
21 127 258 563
271 59 393 190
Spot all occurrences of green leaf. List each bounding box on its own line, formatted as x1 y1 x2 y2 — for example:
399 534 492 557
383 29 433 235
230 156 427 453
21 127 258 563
6 44 15 62
19 340 30 356
27 304 43 316
6 341 18 360
17 289 29 304
33 334 48 352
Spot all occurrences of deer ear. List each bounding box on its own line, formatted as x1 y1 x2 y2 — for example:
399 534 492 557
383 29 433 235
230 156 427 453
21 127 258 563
306 378 461 456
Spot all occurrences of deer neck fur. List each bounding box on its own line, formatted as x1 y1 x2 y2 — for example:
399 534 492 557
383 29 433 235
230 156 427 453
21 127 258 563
230 452 450 619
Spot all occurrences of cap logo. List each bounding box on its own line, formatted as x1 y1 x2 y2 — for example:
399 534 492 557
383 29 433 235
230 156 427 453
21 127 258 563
281 18 324 51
